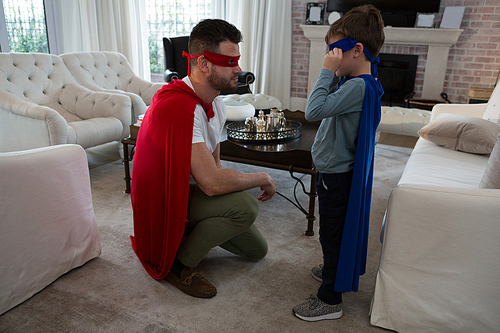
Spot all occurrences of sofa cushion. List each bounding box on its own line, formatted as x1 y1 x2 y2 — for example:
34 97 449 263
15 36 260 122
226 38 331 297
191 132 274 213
398 139 489 188
418 113 500 154
479 133 500 189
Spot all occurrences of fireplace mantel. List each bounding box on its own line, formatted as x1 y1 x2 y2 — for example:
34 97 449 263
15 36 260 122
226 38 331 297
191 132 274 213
300 25 463 100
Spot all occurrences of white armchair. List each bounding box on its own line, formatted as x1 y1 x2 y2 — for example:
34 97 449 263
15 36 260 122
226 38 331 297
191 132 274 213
61 51 164 123
0 52 132 153
0 144 101 315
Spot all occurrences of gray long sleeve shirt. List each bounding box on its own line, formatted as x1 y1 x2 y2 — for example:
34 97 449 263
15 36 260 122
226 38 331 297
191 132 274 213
305 69 365 174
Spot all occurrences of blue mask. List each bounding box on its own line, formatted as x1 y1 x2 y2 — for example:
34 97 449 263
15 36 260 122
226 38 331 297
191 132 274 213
328 37 379 78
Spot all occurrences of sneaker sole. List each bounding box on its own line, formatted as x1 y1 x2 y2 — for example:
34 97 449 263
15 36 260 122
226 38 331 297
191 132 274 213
294 309 342 322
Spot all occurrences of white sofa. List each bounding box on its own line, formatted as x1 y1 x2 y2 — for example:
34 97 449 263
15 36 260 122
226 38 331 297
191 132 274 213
61 51 164 123
370 83 500 332
0 144 101 315
0 52 132 153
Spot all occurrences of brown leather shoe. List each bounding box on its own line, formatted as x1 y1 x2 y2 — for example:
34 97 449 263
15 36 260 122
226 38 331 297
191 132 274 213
165 267 217 298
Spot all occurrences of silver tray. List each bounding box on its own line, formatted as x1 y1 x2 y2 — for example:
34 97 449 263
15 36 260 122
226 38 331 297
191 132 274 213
227 121 302 142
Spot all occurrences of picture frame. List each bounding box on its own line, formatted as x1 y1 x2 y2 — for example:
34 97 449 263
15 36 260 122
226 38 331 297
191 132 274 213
415 13 435 28
305 3 325 25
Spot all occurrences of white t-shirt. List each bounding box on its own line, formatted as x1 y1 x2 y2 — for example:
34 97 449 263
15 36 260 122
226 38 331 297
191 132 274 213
183 76 226 153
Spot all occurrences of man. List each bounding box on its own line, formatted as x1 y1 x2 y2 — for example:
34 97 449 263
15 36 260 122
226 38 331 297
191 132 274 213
130 19 277 299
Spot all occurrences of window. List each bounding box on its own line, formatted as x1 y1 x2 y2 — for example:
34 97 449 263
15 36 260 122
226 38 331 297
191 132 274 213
0 0 58 54
146 0 212 74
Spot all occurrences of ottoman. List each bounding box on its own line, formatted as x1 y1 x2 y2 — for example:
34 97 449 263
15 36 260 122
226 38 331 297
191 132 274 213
378 106 431 137
222 93 282 110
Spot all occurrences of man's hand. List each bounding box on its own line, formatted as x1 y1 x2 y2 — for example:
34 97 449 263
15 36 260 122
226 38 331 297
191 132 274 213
257 173 277 202
323 48 343 73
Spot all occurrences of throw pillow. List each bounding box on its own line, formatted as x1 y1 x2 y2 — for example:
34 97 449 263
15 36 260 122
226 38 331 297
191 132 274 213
479 133 500 189
418 113 500 154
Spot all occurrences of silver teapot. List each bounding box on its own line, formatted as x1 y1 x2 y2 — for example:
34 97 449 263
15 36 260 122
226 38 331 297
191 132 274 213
266 108 286 132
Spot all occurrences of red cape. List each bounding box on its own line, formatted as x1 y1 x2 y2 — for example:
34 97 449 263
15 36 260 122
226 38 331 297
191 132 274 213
130 79 213 280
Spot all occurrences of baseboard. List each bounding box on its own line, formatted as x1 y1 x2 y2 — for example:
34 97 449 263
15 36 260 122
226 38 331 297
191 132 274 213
290 97 307 112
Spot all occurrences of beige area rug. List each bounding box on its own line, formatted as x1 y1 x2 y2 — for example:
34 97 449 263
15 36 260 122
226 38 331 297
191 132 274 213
0 144 412 333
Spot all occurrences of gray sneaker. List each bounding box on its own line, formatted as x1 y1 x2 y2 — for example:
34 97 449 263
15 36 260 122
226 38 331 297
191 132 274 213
293 295 343 321
311 264 323 282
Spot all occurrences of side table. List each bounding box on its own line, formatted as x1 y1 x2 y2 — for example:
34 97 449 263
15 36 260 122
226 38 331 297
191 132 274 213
121 136 136 194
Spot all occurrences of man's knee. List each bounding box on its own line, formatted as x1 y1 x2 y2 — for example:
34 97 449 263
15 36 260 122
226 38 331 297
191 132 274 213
228 191 259 230
246 237 268 262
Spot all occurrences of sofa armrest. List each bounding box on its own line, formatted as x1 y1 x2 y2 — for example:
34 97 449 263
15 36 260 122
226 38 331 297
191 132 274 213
60 83 132 136
80 91 131 137
0 91 68 152
127 76 164 106
383 184 500 243
430 103 487 121
374 184 500 331
0 144 101 315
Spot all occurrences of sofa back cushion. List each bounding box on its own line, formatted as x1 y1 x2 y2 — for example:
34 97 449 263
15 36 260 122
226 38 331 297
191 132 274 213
479 133 500 189
61 51 136 92
482 83 500 122
0 53 76 106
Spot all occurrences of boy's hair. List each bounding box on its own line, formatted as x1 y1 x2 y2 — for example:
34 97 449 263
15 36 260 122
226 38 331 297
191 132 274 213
325 4 385 58
189 19 242 65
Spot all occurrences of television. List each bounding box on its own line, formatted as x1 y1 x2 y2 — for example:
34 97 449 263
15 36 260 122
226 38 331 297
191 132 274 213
326 0 442 27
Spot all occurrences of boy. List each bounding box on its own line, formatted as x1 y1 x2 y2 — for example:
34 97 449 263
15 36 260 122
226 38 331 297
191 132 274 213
293 4 385 321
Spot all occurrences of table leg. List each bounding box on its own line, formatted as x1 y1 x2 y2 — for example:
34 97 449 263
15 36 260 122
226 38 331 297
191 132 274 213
305 171 317 236
288 166 318 236
122 142 131 194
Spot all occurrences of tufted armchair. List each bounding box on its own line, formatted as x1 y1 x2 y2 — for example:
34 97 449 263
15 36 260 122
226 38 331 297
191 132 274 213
61 51 164 123
0 52 132 153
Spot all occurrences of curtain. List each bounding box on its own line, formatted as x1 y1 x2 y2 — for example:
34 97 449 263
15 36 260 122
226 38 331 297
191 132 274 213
214 0 292 109
55 0 150 79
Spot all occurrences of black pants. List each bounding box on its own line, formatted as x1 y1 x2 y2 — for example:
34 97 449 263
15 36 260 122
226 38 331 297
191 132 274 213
316 170 353 305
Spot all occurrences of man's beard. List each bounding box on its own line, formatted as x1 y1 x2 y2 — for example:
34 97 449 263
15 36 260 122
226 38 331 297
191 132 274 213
208 69 238 92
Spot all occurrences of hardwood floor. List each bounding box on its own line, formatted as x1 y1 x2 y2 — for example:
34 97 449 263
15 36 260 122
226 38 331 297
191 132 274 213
378 132 418 149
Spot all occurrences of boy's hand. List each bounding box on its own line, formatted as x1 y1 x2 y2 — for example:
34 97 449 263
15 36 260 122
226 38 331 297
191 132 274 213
323 48 342 73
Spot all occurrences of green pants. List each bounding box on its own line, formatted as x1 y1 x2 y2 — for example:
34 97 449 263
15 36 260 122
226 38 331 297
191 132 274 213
176 184 268 268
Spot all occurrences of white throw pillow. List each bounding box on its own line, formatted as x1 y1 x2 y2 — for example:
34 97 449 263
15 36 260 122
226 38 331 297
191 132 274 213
479 133 500 189
418 113 500 154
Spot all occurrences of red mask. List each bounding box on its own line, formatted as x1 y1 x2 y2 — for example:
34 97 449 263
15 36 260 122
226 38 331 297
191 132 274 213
182 50 240 75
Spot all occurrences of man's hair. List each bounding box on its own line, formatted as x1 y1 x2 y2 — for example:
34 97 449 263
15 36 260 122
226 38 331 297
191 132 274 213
325 4 385 57
189 19 242 56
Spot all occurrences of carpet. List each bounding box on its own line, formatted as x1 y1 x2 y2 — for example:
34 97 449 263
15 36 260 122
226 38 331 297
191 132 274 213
0 144 412 333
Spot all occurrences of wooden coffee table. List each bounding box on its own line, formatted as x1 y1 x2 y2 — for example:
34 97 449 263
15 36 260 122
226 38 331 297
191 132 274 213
220 110 319 236
121 110 320 236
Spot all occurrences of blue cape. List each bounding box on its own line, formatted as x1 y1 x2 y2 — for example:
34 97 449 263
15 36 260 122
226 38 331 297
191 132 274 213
329 38 384 292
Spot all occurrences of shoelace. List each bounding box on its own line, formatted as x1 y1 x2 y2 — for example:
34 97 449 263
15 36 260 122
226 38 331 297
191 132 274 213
181 272 205 286
307 295 320 309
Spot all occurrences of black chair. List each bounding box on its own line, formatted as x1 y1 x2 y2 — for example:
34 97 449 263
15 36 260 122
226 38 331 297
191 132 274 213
162 36 255 95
